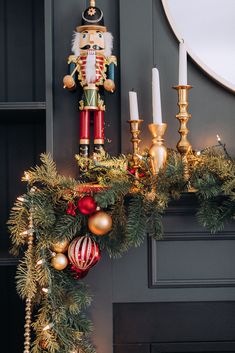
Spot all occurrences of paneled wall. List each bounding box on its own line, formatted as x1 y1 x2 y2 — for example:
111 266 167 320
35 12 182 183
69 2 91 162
0 1 46 352
0 0 45 102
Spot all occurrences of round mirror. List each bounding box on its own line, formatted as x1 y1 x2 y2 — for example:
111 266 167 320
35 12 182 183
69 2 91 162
162 0 235 92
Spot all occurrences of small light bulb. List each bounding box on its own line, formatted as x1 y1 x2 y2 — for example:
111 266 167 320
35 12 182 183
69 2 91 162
24 172 30 181
136 154 143 160
196 151 201 156
20 230 29 236
217 134 221 142
42 288 49 293
36 259 44 265
43 323 54 331
17 196 25 202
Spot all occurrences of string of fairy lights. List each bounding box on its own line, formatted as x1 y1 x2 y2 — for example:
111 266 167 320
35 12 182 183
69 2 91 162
17 183 80 353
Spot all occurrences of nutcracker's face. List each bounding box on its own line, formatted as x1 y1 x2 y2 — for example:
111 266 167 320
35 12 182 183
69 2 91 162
79 29 105 54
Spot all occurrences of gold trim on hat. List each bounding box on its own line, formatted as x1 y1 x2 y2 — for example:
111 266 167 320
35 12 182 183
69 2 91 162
76 25 107 33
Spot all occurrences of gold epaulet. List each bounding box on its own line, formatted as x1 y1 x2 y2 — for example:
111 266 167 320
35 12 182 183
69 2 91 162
68 55 77 64
106 55 117 66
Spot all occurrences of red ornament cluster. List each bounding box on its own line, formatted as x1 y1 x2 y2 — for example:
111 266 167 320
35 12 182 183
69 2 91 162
128 167 145 178
66 201 77 216
66 196 97 216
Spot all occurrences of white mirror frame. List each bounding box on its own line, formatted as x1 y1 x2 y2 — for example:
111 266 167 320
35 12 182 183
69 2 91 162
161 0 235 92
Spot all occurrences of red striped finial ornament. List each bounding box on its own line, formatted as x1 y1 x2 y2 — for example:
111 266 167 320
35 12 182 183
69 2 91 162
68 236 101 271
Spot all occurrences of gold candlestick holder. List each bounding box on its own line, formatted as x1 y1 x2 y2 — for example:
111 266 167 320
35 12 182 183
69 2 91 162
128 119 143 178
148 123 168 175
173 85 192 181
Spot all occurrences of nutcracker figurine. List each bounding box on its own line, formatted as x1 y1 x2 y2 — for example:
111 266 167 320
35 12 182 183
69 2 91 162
63 0 117 157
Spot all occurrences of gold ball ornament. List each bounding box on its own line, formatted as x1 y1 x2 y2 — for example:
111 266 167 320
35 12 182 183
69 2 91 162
104 79 115 93
63 75 75 89
51 239 69 253
88 211 112 236
51 253 68 270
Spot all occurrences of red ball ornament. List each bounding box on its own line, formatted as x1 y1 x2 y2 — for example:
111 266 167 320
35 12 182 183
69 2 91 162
68 236 101 271
77 196 97 215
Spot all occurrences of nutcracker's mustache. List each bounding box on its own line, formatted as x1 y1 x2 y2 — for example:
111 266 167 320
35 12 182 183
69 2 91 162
80 44 104 50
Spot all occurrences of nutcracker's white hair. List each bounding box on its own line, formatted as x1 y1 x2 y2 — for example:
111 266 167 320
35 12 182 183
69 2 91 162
72 31 113 57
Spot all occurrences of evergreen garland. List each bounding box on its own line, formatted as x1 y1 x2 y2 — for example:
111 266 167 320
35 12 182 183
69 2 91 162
8 147 235 353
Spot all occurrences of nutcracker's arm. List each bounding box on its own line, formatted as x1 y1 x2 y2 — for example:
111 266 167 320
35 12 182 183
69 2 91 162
63 55 78 90
104 55 117 93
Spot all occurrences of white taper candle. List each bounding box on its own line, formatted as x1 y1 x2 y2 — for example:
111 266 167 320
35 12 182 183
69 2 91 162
179 40 187 85
152 67 162 124
129 91 139 120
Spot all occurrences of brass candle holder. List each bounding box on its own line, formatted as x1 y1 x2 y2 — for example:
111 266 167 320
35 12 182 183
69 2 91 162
148 123 168 174
173 85 192 181
128 119 143 178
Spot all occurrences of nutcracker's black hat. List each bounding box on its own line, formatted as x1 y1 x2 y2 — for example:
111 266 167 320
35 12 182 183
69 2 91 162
76 0 106 32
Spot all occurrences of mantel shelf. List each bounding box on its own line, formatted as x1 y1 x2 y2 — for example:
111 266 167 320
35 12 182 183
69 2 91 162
0 102 46 110
166 192 198 215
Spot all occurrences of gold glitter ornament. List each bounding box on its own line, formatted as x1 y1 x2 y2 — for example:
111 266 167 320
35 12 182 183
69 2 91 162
51 239 69 253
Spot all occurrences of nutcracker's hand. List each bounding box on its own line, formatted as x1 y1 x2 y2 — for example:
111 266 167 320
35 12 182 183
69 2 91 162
104 79 115 93
63 75 76 90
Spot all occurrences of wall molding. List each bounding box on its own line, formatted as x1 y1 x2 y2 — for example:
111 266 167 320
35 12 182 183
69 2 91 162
0 257 18 266
148 232 235 288
0 102 46 110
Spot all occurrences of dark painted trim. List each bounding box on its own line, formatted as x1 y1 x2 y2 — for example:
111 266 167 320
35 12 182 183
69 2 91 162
166 193 198 215
0 102 46 110
162 230 235 241
0 257 18 266
151 341 235 352
114 342 235 353
148 236 235 288
113 302 235 347
44 0 54 155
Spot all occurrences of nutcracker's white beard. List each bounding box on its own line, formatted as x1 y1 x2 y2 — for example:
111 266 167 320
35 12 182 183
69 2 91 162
72 32 113 57
86 50 96 84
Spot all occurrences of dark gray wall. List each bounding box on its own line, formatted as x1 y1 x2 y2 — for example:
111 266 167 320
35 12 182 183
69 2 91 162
0 0 45 102
46 1 235 353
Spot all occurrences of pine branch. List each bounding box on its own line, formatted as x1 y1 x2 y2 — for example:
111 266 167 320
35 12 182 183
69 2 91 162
126 195 147 247
23 153 58 186
8 200 29 254
53 214 83 241
197 197 235 233
95 197 129 258
147 205 163 240
16 247 37 299
94 181 131 208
